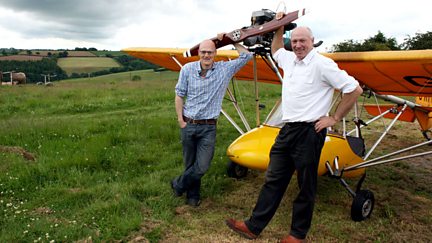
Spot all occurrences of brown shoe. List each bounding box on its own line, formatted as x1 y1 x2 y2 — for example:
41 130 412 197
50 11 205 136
280 235 305 243
225 218 258 240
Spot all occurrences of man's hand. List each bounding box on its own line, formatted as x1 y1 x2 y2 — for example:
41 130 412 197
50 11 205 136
217 33 226 41
178 119 187 129
275 12 284 20
271 12 286 55
315 116 337 133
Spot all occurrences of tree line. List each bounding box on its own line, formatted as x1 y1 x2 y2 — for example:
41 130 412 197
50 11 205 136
0 58 67 83
331 31 431 52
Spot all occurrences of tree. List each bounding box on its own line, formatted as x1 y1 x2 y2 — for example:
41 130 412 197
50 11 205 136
331 31 400 52
362 31 399 51
401 31 432 50
58 51 69 58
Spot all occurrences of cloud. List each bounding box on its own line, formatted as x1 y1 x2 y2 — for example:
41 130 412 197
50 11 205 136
0 0 430 50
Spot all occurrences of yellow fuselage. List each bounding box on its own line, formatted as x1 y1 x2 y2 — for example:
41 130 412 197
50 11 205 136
227 125 365 178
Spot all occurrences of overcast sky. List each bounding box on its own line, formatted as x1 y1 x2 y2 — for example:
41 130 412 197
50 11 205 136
0 0 430 52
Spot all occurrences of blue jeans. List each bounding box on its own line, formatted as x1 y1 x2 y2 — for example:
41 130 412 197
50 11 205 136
173 123 216 200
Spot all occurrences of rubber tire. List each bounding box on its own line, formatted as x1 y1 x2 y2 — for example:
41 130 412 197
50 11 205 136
351 189 375 222
227 161 248 179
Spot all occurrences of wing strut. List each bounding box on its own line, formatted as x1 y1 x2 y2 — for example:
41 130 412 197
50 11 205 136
346 109 392 136
225 87 251 132
170 55 183 68
345 139 432 171
253 56 260 127
364 104 409 160
265 52 284 83
221 109 245 134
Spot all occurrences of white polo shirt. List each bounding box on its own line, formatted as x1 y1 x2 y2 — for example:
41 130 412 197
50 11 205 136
273 48 359 123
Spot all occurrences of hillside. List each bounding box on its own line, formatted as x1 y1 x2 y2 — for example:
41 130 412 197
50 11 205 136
1 50 158 82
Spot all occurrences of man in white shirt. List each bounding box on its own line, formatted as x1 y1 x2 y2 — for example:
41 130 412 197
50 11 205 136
226 13 363 243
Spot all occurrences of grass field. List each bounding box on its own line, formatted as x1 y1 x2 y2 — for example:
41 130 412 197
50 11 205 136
57 57 121 75
0 70 430 242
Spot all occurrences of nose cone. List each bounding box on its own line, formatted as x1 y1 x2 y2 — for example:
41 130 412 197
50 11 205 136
227 125 280 171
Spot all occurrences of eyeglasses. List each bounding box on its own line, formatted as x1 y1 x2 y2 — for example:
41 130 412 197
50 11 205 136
199 50 215 55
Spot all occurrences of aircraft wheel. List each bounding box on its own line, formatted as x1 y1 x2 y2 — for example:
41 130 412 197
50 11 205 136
351 189 374 222
227 161 248 179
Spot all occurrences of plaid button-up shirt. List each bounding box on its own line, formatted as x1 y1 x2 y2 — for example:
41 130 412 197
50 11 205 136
175 52 252 120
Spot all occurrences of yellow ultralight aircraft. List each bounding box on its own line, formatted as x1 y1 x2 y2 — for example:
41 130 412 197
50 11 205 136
122 8 432 222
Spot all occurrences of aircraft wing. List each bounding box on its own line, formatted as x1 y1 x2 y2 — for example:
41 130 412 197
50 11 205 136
325 50 432 97
122 47 281 84
122 48 432 96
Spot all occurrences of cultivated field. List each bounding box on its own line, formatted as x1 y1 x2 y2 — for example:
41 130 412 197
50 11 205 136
57 57 121 75
18 50 97 57
0 71 430 242
0 55 44 61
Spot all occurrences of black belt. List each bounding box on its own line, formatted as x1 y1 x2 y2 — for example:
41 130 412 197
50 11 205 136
183 116 217 125
285 121 316 127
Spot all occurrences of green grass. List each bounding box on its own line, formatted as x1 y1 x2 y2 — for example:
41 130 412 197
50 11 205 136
57 57 121 75
0 70 430 242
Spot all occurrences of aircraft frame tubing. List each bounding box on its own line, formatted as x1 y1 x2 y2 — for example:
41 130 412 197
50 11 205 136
344 140 432 171
226 87 252 132
265 52 284 82
364 104 408 160
221 109 245 135
346 109 392 136
342 99 432 171
325 157 357 197
170 56 183 68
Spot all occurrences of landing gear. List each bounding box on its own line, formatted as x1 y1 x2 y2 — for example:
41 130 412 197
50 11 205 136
326 158 375 222
351 189 375 222
227 161 248 179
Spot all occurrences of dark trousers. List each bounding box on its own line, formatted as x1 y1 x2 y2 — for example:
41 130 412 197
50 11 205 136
245 122 326 239
173 123 216 200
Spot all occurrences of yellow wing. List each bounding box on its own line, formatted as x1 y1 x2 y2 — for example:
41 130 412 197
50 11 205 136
325 50 432 96
122 48 432 96
122 47 281 84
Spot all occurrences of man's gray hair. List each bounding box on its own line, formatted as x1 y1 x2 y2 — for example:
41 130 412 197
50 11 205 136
305 27 314 39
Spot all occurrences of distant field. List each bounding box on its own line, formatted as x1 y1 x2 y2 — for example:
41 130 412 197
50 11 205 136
18 50 96 57
57 57 121 75
0 55 43 61
91 50 125 57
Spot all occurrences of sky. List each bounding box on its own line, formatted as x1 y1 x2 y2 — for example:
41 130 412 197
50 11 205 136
0 0 430 52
